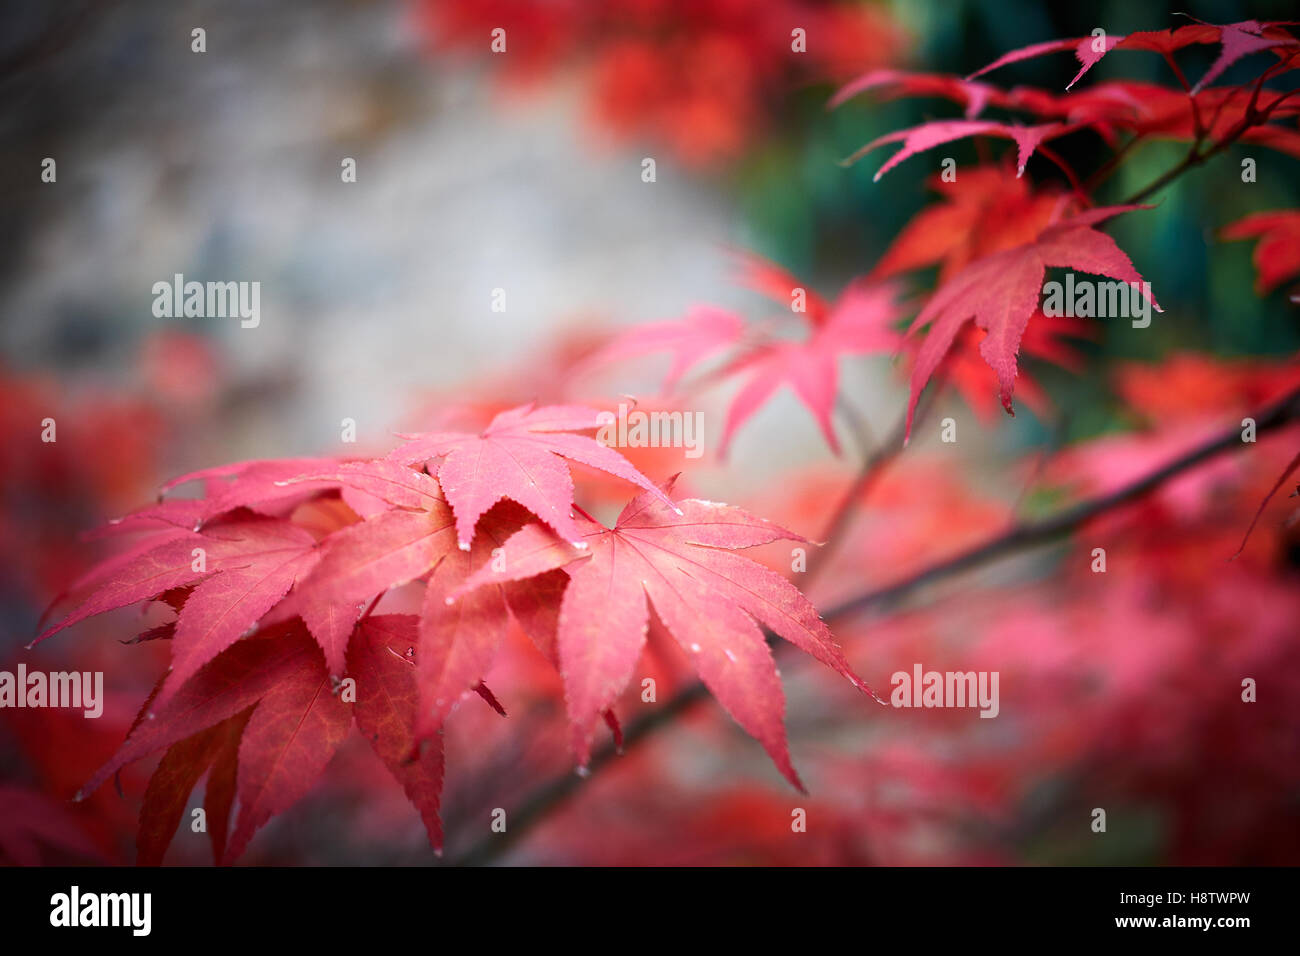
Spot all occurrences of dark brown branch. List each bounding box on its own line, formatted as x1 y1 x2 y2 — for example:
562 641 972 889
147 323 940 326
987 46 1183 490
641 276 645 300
448 384 1300 866
828 384 1300 618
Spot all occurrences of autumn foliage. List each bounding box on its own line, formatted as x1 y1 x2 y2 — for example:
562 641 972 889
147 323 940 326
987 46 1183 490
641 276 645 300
6 9 1300 867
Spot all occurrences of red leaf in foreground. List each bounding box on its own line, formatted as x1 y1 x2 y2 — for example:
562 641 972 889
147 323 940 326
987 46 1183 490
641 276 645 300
136 712 249 866
284 507 439 669
122 614 452 862
349 615 445 851
203 711 248 864
388 402 677 548
457 481 875 789
903 205 1160 438
79 625 320 802
159 457 373 526
162 517 319 703
272 473 520 726
80 623 361 862
224 637 352 862
33 531 210 646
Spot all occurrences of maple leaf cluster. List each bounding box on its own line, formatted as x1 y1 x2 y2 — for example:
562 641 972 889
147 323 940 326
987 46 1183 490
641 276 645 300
10 13 1300 869
586 18 1298 456
34 403 872 860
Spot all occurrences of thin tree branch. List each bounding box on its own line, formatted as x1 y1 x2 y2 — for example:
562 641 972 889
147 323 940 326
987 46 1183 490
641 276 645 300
1120 54 1300 205
831 384 1300 618
449 384 1300 866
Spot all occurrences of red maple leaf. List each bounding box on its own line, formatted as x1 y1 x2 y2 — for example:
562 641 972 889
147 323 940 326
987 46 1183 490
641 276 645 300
455 479 877 789
36 511 324 681
716 253 903 454
967 20 1297 93
870 164 1066 284
1222 210 1300 300
581 305 745 394
388 402 677 548
830 68 1001 118
844 118 1073 182
136 711 250 866
88 616 450 864
918 313 1091 425
903 205 1160 438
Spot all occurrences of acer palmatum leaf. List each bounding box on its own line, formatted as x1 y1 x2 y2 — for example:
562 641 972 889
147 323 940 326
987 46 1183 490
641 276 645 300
131 616 449 864
870 164 1064 284
161 516 319 704
79 624 320 804
159 457 389 526
1221 210 1300 297
966 21 1296 93
455 479 876 790
830 68 997 117
903 204 1161 439
88 624 353 864
714 253 903 454
137 712 249 866
271 462 540 734
33 529 211 648
581 306 745 394
348 615 446 851
388 402 678 549
223 644 352 862
844 118 1069 181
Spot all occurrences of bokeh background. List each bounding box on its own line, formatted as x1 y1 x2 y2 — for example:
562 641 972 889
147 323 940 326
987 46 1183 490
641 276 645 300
2 0 1298 865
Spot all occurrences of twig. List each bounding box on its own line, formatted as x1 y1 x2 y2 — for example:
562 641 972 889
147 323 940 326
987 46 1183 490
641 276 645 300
830 384 1300 617
808 384 939 584
1120 52 1300 205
